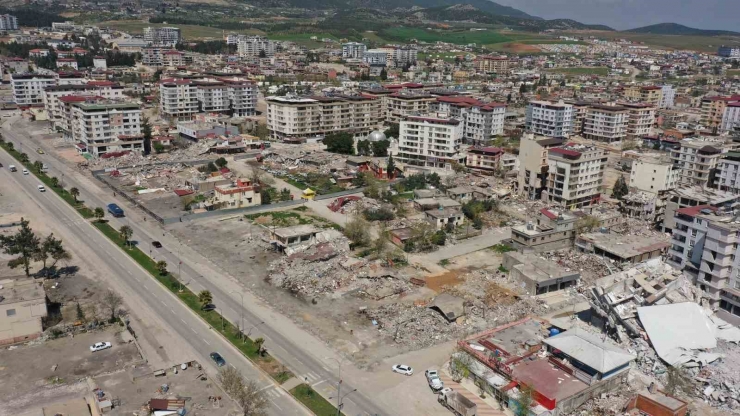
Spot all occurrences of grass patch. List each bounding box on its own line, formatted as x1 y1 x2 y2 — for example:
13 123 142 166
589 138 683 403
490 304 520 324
546 67 609 76
290 384 345 416
381 27 512 45
491 243 515 254
293 206 309 212
728 69 740 78
98 20 262 39
438 259 450 267
246 211 312 226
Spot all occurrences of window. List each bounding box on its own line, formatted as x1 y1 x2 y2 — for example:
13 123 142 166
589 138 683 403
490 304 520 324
6 309 15 317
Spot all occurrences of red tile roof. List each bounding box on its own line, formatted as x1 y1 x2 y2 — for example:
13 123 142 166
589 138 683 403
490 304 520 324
174 189 194 197
549 147 581 157
540 208 557 220
676 205 718 217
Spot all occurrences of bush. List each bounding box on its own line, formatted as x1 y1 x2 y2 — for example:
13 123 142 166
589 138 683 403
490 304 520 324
431 230 446 246
363 207 395 221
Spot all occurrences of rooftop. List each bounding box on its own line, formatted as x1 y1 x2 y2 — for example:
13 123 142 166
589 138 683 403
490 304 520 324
511 357 588 402
271 224 321 238
543 328 635 373
507 252 578 283
669 185 740 204
578 232 670 260
0 278 45 304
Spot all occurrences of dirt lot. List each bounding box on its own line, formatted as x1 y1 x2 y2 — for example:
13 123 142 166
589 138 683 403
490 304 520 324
0 327 141 416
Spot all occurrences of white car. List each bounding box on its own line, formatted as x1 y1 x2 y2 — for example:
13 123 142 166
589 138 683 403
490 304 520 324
425 369 444 390
22 168 28 175
89 341 112 352
438 387 453 396
392 364 413 376
38 185 45 192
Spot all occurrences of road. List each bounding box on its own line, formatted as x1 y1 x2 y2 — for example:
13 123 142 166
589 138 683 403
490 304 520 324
3 118 391 416
0 143 308 416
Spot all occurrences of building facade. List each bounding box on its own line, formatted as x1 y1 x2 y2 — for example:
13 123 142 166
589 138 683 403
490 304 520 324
12 73 57 107
342 42 367 60
396 115 464 170
364 49 388 66
70 100 143 156
622 102 656 140
525 100 573 138
159 78 199 121
0 14 18 31
0 278 47 346
143 27 181 47
719 46 740 58
720 102 740 132
474 56 511 73
629 158 679 194
583 104 630 143
466 146 503 175
545 143 607 208
386 92 437 124
43 81 125 130
237 36 276 57
670 140 726 187
433 96 506 145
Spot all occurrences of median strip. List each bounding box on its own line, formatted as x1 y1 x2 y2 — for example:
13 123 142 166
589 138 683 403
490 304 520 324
0 140 339 414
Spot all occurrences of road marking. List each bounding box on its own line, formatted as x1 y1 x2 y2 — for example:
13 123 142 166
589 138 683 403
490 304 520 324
202 338 211 345
312 379 327 387
169 308 175 314
190 327 197 333
180 318 187 324
270 399 283 411
160 300 167 307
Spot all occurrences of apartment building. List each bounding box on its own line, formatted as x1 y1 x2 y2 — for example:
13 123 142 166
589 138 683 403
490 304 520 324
517 134 565 200
266 95 381 140
0 14 18 31
12 73 57 107
143 26 181 47
342 42 366 60
671 140 727 187
716 151 740 193
159 78 198 121
474 56 511 73
544 143 607 208
237 36 276 57
660 85 676 109
162 50 185 67
629 158 679 194
720 101 740 132
396 115 464 170
622 102 656 140
662 186 740 233
565 101 589 135
386 91 437 124
583 104 629 143
719 46 740 58
364 49 388 66
43 81 124 130
526 100 573 138
432 96 506 145
701 96 740 129
623 85 662 107
210 179 261 209
0 278 47 346
466 146 503 175
192 77 257 117
393 47 418 66
70 99 143 156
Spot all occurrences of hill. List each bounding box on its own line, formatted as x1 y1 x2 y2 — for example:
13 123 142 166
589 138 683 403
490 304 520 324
626 23 740 37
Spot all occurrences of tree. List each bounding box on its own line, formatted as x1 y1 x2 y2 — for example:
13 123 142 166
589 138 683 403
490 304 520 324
383 123 399 139
76 302 85 322
153 142 165 154
33 160 43 173
103 290 123 320
19 152 29 163
254 337 265 354
343 216 370 246
279 188 291 201
450 349 474 382
260 189 272 205
94 207 105 222
611 175 629 200
519 83 527 95
70 187 80 202
215 157 228 168
450 161 466 173
50 176 59 188
507 93 512 103
515 385 534 416
218 367 269 416
323 132 354 155
34 233 69 274
198 290 213 307
386 155 396 178
0 219 40 277
119 225 133 247
371 139 390 157
156 260 167 276
356 139 371 156
380 67 388 80
575 215 600 234
254 123 269 140
410 221 437 252
431 230 446 246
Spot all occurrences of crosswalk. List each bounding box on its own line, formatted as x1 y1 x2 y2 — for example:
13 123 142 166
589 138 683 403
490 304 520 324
262 386 285 399
58 217 87 227
300 371 324 385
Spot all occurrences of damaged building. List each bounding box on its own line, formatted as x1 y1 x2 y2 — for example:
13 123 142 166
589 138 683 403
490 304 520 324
503 252 580 296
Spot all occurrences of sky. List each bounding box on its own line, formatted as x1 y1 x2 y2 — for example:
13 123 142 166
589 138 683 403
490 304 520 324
493 0 740 31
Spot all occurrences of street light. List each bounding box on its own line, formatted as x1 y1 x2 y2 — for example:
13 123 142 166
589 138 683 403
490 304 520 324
246 320 264 339
230 290 245 341
338 389 358 413
325 357 344 416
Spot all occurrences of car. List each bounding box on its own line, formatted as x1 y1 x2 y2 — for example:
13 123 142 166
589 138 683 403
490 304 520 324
438 387 453 396
38 185 45 192
392 364 413 376
202 304 216 312
22 168 28 175
425 369 444 391
210 352 226 367
90 341 112 352
152 241 162 248
36 148 44 154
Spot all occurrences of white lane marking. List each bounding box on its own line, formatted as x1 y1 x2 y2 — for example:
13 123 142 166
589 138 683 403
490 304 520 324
270 399 283 411
180 318 187 324
202 338 211 346
160 300 167 307
169 308 175 314
190 327 197 333
312 379 327 387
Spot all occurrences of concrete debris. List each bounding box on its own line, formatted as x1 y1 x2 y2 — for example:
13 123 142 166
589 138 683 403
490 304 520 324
86 139 215 170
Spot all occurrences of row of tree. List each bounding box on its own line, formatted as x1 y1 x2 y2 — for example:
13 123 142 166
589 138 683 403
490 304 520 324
0 219 70 277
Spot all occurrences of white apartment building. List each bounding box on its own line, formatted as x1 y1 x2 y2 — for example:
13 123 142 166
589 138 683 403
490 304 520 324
526 100 573 139
55 58 78 70
660 85 676 109
237 36 276 58
517 134 565 200
0 14 18 31
716 151 740 193
432 96 506 146
192 77 257 117
93 56 107 70
671 140 726 187
162 50 185 67
70 100 143 156
142 47 184 66
720 102 740 132
342 42 366 60
629 158 679 194
545 143 608 208
396 115 464 170
364 49 388 66
622 102 656 140
159 78 199 121
393 47 418 66
266 95 381 140
12 73 57 107
386 92 437 124
43 81 124 130
583 104 629 143
143 27 181 47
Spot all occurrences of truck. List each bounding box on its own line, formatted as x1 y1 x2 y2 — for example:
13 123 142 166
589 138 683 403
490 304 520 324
107 203 124 217
438 391 477 416
9 165 16 172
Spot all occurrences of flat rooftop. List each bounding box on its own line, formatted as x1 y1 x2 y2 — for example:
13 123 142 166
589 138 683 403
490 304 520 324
0 278 45 304
579 232 670 259
511 358 588 401
669 185 740 204
639 389 687 411
484 319 544 357
509 253 577 283
272 224 321 238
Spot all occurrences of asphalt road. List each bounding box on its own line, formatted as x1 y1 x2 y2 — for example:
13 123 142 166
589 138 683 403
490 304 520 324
0 146 309 416
2 119 390 416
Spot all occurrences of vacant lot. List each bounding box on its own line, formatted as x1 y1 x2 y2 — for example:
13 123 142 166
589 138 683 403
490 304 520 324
381 27 512 45
554 29 740 52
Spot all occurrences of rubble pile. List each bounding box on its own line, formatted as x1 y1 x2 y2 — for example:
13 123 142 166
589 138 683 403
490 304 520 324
690 341 740 413
545 251 615 283
339 197 380 215
610 217 666 238
367 303 468 349
86 140 214 169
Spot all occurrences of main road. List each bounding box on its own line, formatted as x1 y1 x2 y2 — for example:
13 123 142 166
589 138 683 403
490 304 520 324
0 145 309 416
2 119 390 416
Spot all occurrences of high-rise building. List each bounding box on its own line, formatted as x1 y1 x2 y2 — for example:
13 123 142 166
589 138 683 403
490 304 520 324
69 99 143 156
342 42 366 60
718 45 740 58
364 49 388 66
517 134 565 200
701 95 740 129
0 14 18 31
623 85 663 107
474 56 512 73
671 140 727 187
396 114 464 170
386 91 437 124
159 78 199 121
629 158 679 194
143 27 181 47
622 102 656 140
432 96 506 146
715 151 740 194
583 104 629 143
720 101 740 132
393 47 417 66
43 81 125 130
12 73 57 107
660 85 676 109
525 100 573 138
159 77 257 120
545 143 607 208
237 36 276 58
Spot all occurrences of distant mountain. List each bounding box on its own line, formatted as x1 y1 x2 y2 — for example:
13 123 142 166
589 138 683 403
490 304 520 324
408 0 537 18
626 23 740 37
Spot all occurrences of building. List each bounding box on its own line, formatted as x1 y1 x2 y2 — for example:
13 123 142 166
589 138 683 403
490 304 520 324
111 38 148 54
0 278 47 346
474 56 511 73
720 101 740 132
192 77 258 117
629 158 679 194
568 101 590 135
504 252 580 296
386 91 437 124
626 387 689 416
93 56 107 70
55 58 78 70
433 96 506 145
701 96 740 129
159 78 199 121
177 121 239 141
363 49 388 66
11 73 57 107
670 140 726 187
576 232 669 263
424 207 464 230
466 146 503 175
719 45 740 58
583 104 630 143
342 42 366 60
622 102 656 140
525 100 573 138
545 143 607 208
143 26 181 47
2 57 28 74
716 151 740 193
393 47 417 66
43 81 125 130
660 85 676 109
209 179 261 209
237 36 275 58
269 224 321 251
162 50 185 67
266 95 381 140
624 85 663 107
517 135 565 200
662 186 740 233
70 99 143 156
0 14 18 31
396 114 464 170
511 207 578 252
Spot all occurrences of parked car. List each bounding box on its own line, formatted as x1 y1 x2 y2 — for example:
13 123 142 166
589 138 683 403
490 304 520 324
202 304 216 312
392 364 413 376
38 185 45 192
425 369 444 390
152 241 162 248
90 341 112 352
210 352 226 367
22 168 28 175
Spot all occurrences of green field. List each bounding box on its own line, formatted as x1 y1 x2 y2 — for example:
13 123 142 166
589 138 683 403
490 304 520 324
268 32 340 48
517 39 587 45
290 384 346 416
99 20 263 39
546 67 610 76
728 69 740 78
418 52 464 62
381 27 512 45
554 30 740 53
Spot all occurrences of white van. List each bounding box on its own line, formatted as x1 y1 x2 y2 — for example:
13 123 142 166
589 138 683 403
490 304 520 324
8 165 16 172
38 185 45 192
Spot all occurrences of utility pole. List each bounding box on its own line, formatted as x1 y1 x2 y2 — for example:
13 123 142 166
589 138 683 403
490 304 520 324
231 290 245 341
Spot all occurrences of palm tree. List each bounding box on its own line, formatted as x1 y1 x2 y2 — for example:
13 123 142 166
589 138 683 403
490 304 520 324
50 177 59 188
156 260 168 275
119 225 133 247
198 290 213 307
70 187 80 202
93 207 105 222
32 161 43 173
